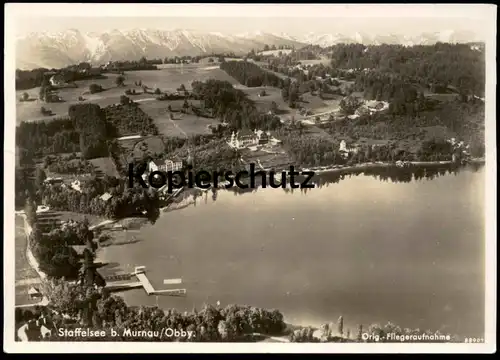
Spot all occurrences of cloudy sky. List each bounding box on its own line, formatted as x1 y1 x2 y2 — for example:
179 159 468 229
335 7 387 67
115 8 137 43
10 4 492 38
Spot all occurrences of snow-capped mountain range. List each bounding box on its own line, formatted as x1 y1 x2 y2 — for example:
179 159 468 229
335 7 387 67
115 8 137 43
16 28 480 69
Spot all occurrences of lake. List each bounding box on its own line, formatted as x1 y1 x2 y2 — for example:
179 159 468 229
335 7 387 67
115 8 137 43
98 164 485 338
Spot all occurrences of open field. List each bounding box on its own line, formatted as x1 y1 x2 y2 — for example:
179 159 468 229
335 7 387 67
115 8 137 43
15 65 239 124
139 99 218 137
240 86 290 113
89 157 120 178
299 92 342 114
298 57 331 66
258 49 293 57
130 65 238 91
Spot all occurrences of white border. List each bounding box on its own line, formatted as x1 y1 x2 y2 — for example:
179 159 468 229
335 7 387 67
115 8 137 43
3 3 497 354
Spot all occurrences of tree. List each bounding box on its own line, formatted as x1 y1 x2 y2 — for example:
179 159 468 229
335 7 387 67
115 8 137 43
89 84 103 94
35 168 46 191
115 75 125 87
179 84 186 92
22 92 29 101
119 95 130 105
337 316 344 337
154 88 161 95
357 324 363 341
78 62 92 71
270 101 278 114
339 95 362 115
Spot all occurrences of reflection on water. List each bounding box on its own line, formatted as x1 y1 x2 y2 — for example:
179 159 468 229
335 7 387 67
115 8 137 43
98 163 485 338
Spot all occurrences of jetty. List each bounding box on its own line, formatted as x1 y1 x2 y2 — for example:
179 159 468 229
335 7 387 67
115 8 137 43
104 266 187 297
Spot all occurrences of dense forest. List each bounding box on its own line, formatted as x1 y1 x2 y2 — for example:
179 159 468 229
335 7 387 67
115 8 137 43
69 104 110 159
329 43 485 96
24 199 97 278
16 117 80 159
16 102 159 163
263 43 484 113
191 79 282 131
18 104 109 161
44 154 95 175
104 103 159 137
220 60 283 87
104 58 158 72
41 175 160 222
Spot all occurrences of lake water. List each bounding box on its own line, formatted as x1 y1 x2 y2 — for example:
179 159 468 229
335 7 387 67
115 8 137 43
98 165 485 337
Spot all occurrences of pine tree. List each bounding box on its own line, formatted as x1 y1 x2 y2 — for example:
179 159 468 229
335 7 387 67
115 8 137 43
337 316 344 337
357 324 363 342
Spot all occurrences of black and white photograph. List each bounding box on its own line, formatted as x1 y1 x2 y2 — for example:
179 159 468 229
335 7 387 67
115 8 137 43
3 3 496 353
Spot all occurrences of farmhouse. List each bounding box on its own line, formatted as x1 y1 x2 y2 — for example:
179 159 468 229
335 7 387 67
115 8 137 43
49 74 66 87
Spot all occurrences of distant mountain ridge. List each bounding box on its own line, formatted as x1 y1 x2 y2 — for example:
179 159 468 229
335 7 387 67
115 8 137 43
16 28 480 69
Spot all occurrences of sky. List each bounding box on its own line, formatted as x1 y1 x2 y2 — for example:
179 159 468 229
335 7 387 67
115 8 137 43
10 4 492 39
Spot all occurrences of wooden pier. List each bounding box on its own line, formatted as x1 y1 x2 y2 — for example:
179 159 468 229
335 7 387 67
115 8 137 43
135 272 155 294
105 266 187 297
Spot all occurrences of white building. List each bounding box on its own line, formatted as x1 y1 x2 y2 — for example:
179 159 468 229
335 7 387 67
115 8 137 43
228 129 271 149
99 192 113 202
70 180 82 193
339 140 359 158
148 159 183 173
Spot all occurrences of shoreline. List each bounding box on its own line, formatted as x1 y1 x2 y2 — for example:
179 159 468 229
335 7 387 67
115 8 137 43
269 157 486 176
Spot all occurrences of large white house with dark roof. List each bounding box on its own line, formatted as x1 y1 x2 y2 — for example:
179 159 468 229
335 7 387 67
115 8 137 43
228 129 271 149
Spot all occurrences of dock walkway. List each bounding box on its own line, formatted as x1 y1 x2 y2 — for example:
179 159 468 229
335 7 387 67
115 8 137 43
135 272 155 295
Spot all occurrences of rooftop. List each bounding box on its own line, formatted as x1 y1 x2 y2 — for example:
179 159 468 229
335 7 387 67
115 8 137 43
100 192 113 202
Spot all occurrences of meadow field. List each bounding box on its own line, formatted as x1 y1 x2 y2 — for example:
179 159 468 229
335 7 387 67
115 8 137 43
15 64 238 124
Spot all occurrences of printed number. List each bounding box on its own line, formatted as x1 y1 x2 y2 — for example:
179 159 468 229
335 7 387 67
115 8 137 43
465 338 484 343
